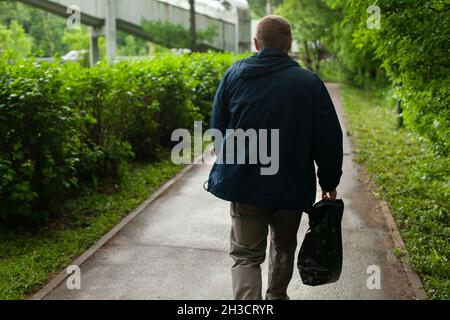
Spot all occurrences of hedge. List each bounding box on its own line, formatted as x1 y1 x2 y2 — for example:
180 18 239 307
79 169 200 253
0 52 236 222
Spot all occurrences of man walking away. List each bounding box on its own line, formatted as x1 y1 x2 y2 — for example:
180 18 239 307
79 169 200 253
206 15 343 300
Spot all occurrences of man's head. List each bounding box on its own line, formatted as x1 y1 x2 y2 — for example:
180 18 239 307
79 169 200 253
254 15 292 53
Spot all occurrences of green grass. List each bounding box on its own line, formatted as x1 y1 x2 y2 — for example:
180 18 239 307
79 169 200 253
340 85 450 300
0 153 183 299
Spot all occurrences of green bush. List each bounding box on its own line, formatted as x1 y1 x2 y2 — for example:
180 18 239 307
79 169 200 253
0 60 80 221
346 0 450 155
137 55 199 150
279 0 449 154
0 52 236 222
181 52 236 123
63 62 134 184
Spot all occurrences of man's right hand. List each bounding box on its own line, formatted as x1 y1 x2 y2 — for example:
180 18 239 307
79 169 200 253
322 189 337 200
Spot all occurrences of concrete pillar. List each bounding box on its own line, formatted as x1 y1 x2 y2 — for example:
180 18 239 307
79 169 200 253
266 0 274 15
235 4 252 53
105 0 117 62
89 26 101 66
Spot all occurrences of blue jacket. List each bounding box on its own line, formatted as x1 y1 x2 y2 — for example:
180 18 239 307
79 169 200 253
206 48 343 211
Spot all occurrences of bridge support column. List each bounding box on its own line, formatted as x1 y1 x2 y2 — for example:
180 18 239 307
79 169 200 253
105 0 117 62
234 3 252 53
89 26 101 66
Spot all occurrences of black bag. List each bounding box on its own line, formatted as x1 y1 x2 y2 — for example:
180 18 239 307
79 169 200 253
297 199 344 286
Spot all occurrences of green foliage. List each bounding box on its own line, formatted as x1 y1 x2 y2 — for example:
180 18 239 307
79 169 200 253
141 19 218 49
62 27 90 51
278 0 385 87
117 34 149 56
0 155 183 299
62 61 134 184
0 1 82 56
0 59 81 221
248 0 284 19
341 85 450 300
180 52 236 123
278 0 339 73
279 0 449 154
0 20 33 57
0 52 235 223
345 0 450 154
0 1 67 56
122 55 199 160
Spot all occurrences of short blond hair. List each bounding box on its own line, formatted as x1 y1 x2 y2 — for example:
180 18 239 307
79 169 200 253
256 15 292 52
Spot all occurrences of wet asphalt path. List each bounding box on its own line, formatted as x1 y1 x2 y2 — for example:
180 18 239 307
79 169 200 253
44 84 416 300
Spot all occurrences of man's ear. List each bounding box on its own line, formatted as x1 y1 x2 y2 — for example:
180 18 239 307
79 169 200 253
253 38 261 52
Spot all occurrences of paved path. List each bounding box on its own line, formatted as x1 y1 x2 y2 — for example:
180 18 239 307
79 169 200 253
45 84 416 300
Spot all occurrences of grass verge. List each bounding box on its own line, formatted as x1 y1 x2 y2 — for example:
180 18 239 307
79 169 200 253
0 152 183 299
340 85 449 300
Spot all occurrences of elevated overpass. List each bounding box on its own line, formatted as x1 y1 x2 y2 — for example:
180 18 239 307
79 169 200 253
18 0 251 63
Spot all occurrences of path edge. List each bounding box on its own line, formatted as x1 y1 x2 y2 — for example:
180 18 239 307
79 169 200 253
29 148 210 300
379 200 428 300
331 83 427 300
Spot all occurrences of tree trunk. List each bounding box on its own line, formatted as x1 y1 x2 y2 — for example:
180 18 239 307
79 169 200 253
396 99 404 128
314 40 321 74
303 41 312 70
189 0 197 51
395 82 403 128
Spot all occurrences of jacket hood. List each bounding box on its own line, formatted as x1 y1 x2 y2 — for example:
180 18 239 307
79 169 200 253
235 48 299 80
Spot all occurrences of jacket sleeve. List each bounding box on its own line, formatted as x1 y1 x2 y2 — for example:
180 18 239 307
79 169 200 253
312 78 343 192
210 69 231 135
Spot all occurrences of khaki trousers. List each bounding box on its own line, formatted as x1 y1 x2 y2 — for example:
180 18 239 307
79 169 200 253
230 202 302 300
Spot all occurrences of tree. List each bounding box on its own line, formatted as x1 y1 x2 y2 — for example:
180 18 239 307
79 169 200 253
346 0 450 153
117 34 149 56
62 27 90 51
189 0 197 51
279 0 449 153
248 0 284 18
141 19 217 50
277 0 383 86
0 1 66 56
277 0 340 73
0 20 32 57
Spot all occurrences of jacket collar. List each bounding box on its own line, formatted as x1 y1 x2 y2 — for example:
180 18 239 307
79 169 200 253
256 47 290 59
